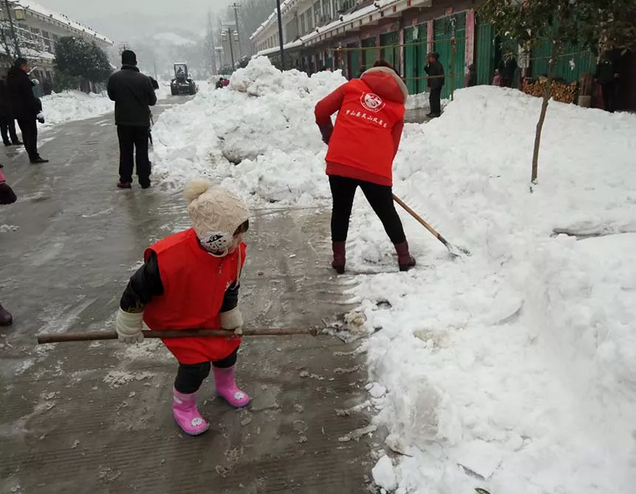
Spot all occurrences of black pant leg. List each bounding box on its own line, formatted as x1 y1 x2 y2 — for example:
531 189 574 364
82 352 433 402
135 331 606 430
212 348 239 369
359 180 407 244
174 362 212 394
17 119 38 161
133 126 151 186
117 125 135 183
8 118 18 143
0 116 9 144
329 175 359 242
430 87 442 115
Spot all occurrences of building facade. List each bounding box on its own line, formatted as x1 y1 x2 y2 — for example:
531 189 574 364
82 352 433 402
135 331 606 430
1 0 113 83
251 0 636 110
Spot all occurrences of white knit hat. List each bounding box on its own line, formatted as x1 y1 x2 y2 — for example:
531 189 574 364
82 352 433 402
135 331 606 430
183 178 250 254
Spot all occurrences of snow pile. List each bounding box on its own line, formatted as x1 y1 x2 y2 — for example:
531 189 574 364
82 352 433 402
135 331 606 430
152 57 346 204
352 87 636 493
41 91 113 126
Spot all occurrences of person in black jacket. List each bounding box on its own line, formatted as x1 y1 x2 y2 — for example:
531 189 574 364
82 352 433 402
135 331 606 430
0 75 21 146
595 51 619 113
7 58 48 163
425 52 444 118
498 50 518 88
107 50 157 189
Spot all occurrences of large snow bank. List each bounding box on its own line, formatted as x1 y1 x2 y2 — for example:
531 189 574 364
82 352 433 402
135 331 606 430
151 57 346 204
351 87 636 493
41 91 113 126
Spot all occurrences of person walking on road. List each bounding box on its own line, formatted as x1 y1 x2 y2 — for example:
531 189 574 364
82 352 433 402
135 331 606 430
7 58 47 163
115 178 251 436
0 75 22 147
424 52 444 118
107 50 157 189
0 167 17 326
314 61 416 274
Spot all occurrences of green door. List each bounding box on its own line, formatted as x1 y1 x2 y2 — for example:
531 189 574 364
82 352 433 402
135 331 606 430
362 37 376 72
531 39 595 83
475 18 496 85
380 31 399 69
404 24 429 94
434 12 466 99
347 43 361 79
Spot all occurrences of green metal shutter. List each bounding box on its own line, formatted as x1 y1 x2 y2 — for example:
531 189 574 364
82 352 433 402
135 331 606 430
531 39 595 83
475 19 496 85
434 12 466 99
380 31 399 69
362 37 376 71
347 43 361 79
404 27 417 94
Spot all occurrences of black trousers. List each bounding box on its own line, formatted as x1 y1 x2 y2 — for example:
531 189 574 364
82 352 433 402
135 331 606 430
429 87 442 115
117 125 151 186
329 175 406 245
16 118 39 161
174 348 239 394
0 115 19 144
601 82 617 113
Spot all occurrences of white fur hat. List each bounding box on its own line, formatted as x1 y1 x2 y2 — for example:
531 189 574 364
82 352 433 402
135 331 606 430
183 178 249 253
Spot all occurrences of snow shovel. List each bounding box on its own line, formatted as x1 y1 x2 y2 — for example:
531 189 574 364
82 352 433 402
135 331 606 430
37 327 320 345
393 194 471 257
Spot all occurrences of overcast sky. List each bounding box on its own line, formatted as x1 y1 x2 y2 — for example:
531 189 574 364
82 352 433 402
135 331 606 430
39 0 232 22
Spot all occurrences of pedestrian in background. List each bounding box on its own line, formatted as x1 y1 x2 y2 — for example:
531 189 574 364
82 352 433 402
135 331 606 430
107 50 157 189
0 74 22 147
425 52 444 118
498 50 518 88
595 51 619 113
314 61 416 274
7 58 48 164
0 167 17 327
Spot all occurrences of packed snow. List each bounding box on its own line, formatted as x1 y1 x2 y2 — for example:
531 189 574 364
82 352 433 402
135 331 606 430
151 57 636 494
41 91 113 126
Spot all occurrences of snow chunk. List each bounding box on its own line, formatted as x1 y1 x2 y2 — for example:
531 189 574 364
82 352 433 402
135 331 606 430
42 91 113 126
372 455 397 491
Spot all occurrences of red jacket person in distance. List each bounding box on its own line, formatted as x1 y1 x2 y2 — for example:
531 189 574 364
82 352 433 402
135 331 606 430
315 61 416 273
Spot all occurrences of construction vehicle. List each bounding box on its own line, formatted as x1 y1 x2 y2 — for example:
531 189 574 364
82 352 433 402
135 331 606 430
170 63 197 96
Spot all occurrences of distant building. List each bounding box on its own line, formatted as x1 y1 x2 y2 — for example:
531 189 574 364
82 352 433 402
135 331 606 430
0 0 113 83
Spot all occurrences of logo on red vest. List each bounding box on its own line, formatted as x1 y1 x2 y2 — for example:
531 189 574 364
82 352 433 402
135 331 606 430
360 92 385 113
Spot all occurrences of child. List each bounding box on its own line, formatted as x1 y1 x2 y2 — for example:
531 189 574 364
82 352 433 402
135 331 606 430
492 69 502 87
115 178 250 436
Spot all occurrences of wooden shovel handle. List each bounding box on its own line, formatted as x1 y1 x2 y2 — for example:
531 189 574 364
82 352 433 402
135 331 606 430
393 194 447 243
37 327 319 344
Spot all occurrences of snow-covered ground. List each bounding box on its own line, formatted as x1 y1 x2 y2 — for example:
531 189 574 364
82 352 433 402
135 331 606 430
151 57 636 494
41 91 113 126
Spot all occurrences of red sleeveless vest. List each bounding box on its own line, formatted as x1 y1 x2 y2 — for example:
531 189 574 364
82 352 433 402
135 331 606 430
143 228 246 364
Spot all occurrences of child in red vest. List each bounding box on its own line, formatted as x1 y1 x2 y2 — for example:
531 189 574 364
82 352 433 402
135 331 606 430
115 178 250 436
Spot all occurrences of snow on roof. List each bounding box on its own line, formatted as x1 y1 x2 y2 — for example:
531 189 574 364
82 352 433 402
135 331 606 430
15 1 114 45
255 38 303 57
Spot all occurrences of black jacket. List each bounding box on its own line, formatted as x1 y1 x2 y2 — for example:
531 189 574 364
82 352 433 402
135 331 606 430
425 61 445 89
595 59 618 85
107 65 157 127
498 58 518 81
6 66 40 119
0 79 10 116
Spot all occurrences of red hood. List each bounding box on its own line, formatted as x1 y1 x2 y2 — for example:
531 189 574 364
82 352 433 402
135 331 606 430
360 67 408 104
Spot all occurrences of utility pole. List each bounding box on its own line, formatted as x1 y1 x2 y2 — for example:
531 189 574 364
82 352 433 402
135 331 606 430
222 25 235 69
276 0 285 70
230 3 242 59
207 11 217 76
3 0 22 58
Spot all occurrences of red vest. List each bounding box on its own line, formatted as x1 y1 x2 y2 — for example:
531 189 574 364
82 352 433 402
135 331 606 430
326 79 405 185
143 228 246 364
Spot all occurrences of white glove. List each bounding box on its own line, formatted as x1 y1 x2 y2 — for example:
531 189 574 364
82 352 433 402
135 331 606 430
36 112 45 124
220 306 244 335
115 308 144 344
31 78 40 86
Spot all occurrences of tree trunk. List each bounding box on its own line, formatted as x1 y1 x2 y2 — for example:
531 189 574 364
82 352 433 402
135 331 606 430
531 41 557 184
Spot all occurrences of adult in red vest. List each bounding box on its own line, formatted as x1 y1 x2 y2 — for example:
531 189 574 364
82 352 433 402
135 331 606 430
115 178 250 436
315 61 416 273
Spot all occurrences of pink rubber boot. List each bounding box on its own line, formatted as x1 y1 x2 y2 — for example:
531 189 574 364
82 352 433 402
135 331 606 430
213 365 250 408
172 388 209 436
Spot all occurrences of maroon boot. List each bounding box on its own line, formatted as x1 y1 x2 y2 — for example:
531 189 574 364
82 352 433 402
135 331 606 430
0 303 13 326
332 241 346 274
394 241 416 272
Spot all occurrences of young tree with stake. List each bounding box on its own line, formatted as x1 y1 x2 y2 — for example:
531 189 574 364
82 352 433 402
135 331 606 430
479 0 636 184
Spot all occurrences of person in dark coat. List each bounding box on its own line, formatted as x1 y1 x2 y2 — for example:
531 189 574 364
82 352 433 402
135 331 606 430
424 52 444 118
0 166 17 326
0 75 21 146
595 52 619 113
498 51 518 88
107 50 157 189
7 58 47 163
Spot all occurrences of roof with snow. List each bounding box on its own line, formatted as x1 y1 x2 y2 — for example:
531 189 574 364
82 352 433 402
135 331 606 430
15 1 114 45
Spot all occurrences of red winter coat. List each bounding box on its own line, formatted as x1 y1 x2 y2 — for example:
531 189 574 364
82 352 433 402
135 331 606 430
143 228 246 364
315 67 408 186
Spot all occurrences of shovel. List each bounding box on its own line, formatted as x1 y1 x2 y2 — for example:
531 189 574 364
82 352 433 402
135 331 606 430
393 194 471 258
37 327 320 345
